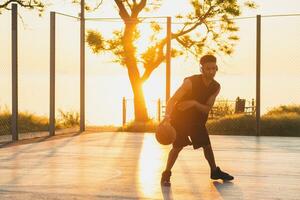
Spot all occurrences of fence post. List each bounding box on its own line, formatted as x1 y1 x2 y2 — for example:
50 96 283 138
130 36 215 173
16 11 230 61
12 3 18 141
252 98 255 116
256 15 261 136
80 0 86 132
50 12 56 136
122 97 126 127
157 98 161 122
166 17 171 105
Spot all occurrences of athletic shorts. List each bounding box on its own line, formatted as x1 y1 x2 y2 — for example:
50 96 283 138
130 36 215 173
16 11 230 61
171 120 211 149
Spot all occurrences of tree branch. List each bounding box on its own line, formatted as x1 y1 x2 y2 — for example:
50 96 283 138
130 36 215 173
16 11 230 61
125 0 134 12
139 3 217 82
90 0 104 12
0 0 14 8
114 0 130 20
132 0 146 18
141 41 165 82
172 4 215 38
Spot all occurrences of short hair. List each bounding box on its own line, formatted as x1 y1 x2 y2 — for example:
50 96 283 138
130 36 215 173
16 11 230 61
200 55 217 65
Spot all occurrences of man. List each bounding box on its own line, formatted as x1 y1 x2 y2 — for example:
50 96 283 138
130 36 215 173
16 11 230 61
161 54 234 187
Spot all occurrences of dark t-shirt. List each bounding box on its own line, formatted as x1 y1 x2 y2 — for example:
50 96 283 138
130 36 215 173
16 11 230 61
171 74 220 126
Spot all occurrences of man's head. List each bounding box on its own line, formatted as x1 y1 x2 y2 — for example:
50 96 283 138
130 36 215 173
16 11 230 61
199 54 218 80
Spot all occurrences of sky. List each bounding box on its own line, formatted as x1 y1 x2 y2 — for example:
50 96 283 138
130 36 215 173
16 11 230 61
0 0 300 125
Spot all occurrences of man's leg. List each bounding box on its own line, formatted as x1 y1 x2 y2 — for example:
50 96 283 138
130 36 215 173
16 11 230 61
203 144 217 172
165 147 183 171
161 147 183 186
203 144 234 181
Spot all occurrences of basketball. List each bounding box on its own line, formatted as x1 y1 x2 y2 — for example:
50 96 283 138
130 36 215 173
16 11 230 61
155 121 176 145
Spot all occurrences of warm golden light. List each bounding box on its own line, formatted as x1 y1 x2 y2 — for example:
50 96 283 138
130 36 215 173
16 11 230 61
134 25 153 56
137 134 165 197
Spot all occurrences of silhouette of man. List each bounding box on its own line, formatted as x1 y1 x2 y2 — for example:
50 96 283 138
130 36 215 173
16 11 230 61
161 55 234 187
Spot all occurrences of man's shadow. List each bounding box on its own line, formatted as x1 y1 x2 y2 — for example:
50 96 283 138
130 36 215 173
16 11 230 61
161 185 174 200
212 180 244 200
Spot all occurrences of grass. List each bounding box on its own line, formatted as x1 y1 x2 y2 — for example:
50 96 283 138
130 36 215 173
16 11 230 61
119 119 158 132
121 104 300 136
207 114 256 135
1 104 299 136
260 106 300 136
207 104 300 136
0 108 80 135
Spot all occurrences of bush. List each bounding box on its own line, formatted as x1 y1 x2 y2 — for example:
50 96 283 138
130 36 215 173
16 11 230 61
210 100 235 119
56 109 80 128
207 114 256 135
265 105 300 115
207 104 300 136
261 107 300 136
120 119 159 132
0 108 80 135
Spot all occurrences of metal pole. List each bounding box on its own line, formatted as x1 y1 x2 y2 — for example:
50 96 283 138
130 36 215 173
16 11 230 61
50 12 56 136
252 98 255 116
166 17 171 105
12 3 18 141
80 0 85 132
256 15 261 136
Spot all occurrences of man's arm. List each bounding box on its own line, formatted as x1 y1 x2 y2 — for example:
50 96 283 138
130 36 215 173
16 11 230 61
194 86 221 114
164 79 192 120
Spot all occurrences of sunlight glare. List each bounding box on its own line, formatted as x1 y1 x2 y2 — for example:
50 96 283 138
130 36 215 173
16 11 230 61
137 134 165 197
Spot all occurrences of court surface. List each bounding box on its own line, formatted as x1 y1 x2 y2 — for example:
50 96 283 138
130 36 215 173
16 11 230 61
0 132 299 200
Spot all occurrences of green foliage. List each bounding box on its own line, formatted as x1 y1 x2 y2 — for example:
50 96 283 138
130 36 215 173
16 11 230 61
207 114 256 135
86 0 257 67
120 119 159 132
86 29 127 65
244 0 258 9
0 0 45 16
0 108 80 135
0 107 11 135
150 21 162 32
119 105 300 136
141 46 158 64
86 30 105 54
143 0 162 12
261 112 300 136
207 105 300 136
265 105 300 116
210 100 235 118
57 109 80 128
17 111 49 133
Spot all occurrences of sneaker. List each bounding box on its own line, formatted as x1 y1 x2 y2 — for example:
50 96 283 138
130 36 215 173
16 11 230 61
211 167 234 181
161 170 172 186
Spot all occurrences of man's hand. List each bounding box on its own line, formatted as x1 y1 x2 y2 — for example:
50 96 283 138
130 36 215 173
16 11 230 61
176 100 197 111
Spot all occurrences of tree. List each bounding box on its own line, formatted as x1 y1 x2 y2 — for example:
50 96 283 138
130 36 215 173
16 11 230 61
0 0 45 15
85 0 256 123
1 0 256 123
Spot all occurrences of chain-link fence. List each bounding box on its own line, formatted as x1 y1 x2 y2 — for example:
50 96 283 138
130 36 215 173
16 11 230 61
55 13 80 133
122 15 300 136
1 3 299 140
0 5 81 141
84 17 168 127
0 11 12 139
16 8 50 138
261 15 300 112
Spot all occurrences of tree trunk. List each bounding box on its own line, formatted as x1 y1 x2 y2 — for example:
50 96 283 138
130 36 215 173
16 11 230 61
131 78 149 123
123 22 149 123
